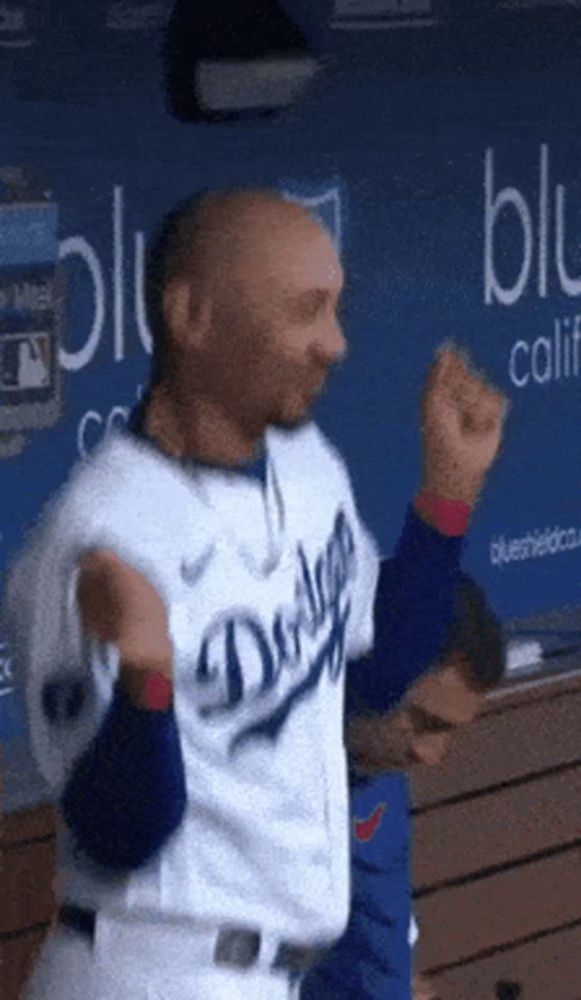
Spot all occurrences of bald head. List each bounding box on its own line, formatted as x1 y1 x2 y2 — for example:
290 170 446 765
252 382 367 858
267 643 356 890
160 188 329 296
145 186 346 440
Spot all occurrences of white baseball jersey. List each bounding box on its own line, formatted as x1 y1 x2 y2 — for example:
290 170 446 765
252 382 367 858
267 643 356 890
3 422 379 944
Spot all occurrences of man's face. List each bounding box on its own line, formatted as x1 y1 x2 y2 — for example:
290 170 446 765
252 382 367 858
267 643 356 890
347 652 486 774
401 653 484 767
208 217 347 429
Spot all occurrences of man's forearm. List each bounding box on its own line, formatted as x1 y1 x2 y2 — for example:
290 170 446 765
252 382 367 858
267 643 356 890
61 678 186 870
345 503 464 717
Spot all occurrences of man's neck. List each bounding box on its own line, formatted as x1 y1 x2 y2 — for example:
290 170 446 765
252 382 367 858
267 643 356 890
144 381 264 467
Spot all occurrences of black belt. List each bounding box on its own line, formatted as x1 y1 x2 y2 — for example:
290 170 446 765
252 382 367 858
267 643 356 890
58 904 326 973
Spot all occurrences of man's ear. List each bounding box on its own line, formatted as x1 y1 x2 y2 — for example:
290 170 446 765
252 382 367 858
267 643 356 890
163 280 212 351
455 654 489 697
441 661 487 724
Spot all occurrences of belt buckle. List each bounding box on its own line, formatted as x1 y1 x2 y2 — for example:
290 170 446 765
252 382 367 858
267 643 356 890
214 927 261 969
272 942 323 973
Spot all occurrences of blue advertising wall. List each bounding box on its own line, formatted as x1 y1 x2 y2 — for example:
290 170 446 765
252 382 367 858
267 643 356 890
1 1 580 806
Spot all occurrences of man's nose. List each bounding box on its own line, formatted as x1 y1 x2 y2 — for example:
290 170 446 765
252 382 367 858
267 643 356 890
314 318 348 366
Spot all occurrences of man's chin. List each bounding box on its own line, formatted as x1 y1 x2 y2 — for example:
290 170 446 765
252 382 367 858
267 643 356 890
269 401 313 430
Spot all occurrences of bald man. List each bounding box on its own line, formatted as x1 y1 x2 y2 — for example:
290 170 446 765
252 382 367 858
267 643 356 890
3 189 506 1000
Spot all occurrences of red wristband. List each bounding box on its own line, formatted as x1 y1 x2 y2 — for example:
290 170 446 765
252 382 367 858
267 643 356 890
139 671 173 711
415 491 471 537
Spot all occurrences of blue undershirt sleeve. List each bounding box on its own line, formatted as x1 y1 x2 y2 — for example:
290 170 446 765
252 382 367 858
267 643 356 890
61 680 187 871
345 503 465 718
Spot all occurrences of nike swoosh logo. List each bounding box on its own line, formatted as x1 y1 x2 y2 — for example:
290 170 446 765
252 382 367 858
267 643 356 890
180 544 216 587
353 803 387 843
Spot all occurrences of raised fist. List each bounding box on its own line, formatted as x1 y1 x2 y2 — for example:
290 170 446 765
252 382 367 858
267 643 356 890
420 346 507 505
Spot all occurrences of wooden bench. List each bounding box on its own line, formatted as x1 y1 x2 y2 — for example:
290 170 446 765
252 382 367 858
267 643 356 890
0 803 57 1000
412 668 581 999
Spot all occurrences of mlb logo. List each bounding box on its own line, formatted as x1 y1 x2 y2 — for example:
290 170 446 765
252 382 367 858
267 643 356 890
1 332 50 393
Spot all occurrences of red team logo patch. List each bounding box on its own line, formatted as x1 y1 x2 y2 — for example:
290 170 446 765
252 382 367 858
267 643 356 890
353 803 387 843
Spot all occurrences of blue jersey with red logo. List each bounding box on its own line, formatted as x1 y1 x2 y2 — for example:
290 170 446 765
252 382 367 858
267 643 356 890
301 544 462 1000
301 773 412 999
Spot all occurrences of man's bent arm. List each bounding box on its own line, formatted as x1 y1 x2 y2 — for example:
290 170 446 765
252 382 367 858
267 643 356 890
59 551 185 871
346 502 464 718
60 677 186 870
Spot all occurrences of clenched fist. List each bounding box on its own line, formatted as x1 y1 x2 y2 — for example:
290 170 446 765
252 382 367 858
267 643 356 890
77 548 173 683
421 346 507 506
